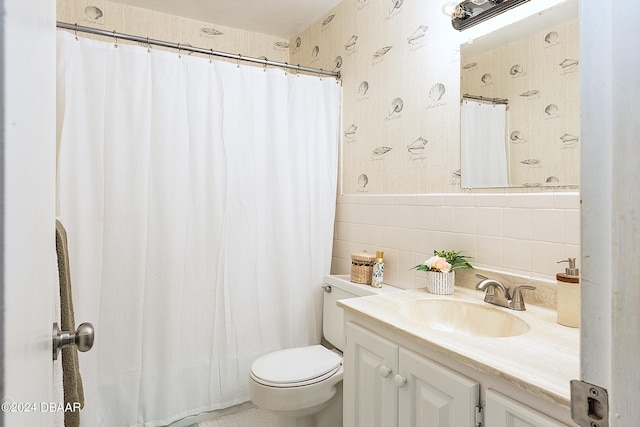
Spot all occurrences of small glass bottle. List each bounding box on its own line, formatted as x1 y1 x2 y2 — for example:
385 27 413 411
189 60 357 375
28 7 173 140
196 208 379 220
372 251 384 288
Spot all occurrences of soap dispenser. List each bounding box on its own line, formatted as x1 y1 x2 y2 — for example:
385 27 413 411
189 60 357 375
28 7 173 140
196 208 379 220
556 258 580 328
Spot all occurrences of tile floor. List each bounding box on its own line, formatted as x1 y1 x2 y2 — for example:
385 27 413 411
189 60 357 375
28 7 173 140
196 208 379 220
198 407 278 427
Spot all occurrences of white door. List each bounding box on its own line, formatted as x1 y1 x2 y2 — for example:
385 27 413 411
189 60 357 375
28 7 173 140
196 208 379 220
580 1 640 425
397 348 479 427
2 0 57 425
344 322 398 427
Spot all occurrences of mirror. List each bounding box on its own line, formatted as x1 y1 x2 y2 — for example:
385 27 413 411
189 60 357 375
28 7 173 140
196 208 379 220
460 0 579 190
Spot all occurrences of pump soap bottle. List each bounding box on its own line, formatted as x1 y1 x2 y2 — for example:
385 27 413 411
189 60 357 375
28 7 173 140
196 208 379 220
556 258 580 328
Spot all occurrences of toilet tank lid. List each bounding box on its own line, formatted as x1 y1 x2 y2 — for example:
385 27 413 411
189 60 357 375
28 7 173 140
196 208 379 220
251 345 341 385
324 274 402 296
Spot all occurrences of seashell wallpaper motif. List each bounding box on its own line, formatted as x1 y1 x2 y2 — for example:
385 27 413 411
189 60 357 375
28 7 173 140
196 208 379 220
84 5 103 20
372 146 392 156
290 0 462 193
200 27 224 37
429 83 446 102
509 64 523 76
407 137 428 158
461 17 579 188
322 14 336 30
358 81 369 97
407 25 428 45
388 97 403 117
345 35 358 51
291 0 578 193
372 46 393 62
58 0 290 72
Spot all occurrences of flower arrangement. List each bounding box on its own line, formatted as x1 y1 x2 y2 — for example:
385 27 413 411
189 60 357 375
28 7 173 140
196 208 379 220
413 250 474 273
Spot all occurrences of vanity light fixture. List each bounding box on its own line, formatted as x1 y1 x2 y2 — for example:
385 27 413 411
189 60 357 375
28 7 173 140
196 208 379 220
451 0 531 30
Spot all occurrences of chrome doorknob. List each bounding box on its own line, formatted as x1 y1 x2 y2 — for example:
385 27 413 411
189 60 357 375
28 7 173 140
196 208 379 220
52 322 95 361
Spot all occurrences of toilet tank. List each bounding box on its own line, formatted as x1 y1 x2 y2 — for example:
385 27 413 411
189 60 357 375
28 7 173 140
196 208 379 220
322 275 401 352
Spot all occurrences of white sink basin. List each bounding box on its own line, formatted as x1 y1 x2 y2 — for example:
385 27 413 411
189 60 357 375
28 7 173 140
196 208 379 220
398 299 530 338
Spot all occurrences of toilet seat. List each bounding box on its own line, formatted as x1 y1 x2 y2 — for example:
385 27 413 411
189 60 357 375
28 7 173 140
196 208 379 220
250 345 342 388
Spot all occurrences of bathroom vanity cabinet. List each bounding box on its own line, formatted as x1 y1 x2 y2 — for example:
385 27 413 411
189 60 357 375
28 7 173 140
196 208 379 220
484 389 570 427
344 321 479 427
342 312 574 427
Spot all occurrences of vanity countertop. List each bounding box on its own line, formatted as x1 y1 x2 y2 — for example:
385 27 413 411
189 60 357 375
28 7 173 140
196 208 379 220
338 286 579 408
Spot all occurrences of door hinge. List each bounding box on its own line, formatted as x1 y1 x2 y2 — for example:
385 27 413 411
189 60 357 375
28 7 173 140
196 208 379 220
475 405 484 427
570 380 609 427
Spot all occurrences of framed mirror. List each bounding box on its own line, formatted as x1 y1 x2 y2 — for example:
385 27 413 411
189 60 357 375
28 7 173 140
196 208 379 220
460 0 579 190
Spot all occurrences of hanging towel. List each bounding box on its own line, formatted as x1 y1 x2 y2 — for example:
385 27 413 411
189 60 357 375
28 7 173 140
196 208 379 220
460 100 509 188
55 220 84 427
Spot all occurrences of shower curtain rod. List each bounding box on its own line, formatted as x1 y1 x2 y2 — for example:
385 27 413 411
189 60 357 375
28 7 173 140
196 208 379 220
56 21 341 78
462 93 509 105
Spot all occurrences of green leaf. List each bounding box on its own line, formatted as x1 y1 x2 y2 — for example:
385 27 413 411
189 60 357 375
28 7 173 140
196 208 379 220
433 250 474 271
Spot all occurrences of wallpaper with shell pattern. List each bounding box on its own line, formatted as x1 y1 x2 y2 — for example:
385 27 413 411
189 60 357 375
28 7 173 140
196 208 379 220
461 18 580 189
57 0 290 64
291 0 579 195
291 0 463 194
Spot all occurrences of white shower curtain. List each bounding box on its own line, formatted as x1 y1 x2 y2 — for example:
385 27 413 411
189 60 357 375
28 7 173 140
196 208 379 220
55 31 340 427
460 100 509 188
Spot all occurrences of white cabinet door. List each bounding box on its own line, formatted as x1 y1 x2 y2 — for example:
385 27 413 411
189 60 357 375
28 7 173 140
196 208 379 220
485 389 570 427
398 348 479 427
344 322 398 427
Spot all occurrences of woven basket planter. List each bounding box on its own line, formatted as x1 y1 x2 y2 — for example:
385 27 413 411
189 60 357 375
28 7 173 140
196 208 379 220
425 271 455 295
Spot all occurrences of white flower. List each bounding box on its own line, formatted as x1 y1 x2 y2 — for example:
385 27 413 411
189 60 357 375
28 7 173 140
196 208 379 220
425 255 451 273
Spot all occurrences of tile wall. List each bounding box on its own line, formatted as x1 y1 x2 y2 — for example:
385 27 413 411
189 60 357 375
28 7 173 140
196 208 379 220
332 192 580 292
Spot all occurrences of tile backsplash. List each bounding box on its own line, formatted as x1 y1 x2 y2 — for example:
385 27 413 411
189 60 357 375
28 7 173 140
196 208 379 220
331 192 580 293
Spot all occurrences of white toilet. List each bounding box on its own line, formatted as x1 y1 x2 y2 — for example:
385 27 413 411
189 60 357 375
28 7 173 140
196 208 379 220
249 274 400 427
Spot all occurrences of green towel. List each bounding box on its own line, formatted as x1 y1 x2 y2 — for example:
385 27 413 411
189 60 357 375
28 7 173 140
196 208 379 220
55 220 85 427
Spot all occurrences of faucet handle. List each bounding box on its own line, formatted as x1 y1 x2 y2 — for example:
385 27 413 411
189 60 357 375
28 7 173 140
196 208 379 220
510 284 535 311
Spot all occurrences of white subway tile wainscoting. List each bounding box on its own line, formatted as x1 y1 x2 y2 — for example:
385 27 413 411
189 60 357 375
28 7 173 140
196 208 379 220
332 193 580 290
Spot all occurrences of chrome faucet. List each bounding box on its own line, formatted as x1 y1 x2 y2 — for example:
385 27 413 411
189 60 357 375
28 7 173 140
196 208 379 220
475 274 535 311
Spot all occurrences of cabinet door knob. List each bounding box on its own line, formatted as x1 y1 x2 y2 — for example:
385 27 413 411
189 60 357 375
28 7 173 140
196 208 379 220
394 374 407 388
379 365 392 378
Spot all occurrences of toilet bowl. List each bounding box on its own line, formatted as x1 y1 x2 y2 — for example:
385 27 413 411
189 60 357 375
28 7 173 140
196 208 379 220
248 274 400 427
249 345 343 426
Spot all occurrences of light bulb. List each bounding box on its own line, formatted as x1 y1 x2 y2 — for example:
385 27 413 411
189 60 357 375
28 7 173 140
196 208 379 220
441 1 458 17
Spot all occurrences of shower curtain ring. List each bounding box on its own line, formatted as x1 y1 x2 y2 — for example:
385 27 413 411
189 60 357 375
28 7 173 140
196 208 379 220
296 64 301 77
209 49 213 64
177 43 181 59
74 23 79 41
113 30 118 48
237 54 241 68
263 58 268 72
146 36 151 53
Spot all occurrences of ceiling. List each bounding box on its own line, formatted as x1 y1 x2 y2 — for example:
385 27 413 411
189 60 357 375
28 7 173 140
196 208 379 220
109 0 342 40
